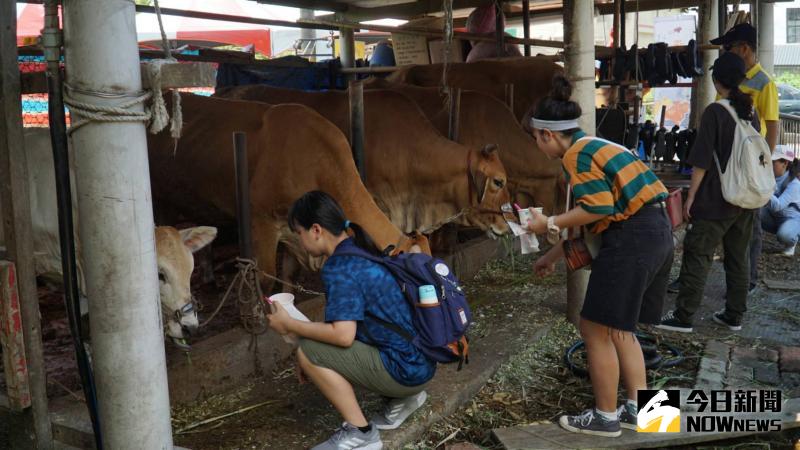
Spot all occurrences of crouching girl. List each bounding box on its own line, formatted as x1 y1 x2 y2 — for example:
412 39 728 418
268 190 433 450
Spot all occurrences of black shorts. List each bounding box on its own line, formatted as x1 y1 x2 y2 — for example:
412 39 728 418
581 204 675 332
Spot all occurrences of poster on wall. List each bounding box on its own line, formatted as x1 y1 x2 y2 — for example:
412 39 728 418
652 15 696 129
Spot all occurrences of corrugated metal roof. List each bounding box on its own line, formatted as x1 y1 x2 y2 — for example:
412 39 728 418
776 44 800 66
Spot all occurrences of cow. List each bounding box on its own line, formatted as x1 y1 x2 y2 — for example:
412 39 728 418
362 79 563 213
146 93 429 293
386 56 563 125
1 128 217 348
213 86 513 235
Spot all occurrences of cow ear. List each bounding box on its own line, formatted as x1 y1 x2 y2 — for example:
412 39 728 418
179 226 218 253
481 144 498 158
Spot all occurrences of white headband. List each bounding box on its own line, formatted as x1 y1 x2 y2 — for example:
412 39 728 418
530 118 580 131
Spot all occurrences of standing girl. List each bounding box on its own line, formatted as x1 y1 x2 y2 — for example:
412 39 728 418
268 191 433 450
526 76 674 436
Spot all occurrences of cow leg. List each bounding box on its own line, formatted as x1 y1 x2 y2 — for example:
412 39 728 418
251 216 280 294
279 248 300 295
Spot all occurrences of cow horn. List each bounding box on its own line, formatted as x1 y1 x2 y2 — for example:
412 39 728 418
481 144 498 157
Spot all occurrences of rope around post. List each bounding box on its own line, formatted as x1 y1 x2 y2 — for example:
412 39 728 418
199 258 324 332
63 0 182 138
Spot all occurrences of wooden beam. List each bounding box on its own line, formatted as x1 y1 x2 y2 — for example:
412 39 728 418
135 4 338 31
0 0 53 447
507 0 702 20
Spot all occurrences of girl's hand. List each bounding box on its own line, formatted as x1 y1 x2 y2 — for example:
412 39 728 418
526 208 548 234
534 255 557 277
268 302 291 335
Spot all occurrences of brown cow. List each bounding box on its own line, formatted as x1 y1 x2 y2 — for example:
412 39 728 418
363 79 563 213
214 86 512 235
387 56 563 125
147 93 427 289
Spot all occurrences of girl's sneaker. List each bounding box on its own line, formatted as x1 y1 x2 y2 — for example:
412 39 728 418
558 409 622 437
617 403 638 430
372 391 427 430
311 422 382 450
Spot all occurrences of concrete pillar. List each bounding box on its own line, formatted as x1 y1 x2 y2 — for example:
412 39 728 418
562 0 595 328
339 27 356 68
758 1 774 75
563 0 596 134
62 0 173 448
693 0 720 128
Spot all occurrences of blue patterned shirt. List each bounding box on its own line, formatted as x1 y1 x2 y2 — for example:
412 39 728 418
322 239 436 386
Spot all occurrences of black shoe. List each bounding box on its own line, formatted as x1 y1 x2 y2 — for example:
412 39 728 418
712 311 742 331
655 310 693 333
667 279 681 294
686 39 704 77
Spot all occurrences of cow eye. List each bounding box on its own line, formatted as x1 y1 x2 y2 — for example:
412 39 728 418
158 271 166 283
493 179 504 188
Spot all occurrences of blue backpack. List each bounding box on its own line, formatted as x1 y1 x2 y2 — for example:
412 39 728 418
335 247 472 369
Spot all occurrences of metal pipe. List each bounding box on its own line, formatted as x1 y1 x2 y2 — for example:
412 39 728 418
758 1 774 74
522 0 531 57
504 84 514 112
495 0 505 56
234 132 253 260
43 0 102 447
349 80 366 182
62 0 173 447
339 27 356 81
135 4 337 31
448 88 462 142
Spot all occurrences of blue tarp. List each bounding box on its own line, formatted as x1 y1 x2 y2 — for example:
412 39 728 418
216 56 347 91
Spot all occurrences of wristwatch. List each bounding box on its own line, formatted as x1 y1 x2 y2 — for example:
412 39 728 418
546 215 561 244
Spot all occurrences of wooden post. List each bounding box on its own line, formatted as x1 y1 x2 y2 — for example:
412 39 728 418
0 1 53 447
448 88 462 142
349 80 366 182
234 133 253 261
522 0 531 56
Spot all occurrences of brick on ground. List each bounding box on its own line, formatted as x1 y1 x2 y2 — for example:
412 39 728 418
445 443 483 450
753 362 782 386
780 346 800 373
704 341 731 361
731 346 760 365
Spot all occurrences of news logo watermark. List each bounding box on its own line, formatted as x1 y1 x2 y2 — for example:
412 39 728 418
637 390 681 432
637 389 783 433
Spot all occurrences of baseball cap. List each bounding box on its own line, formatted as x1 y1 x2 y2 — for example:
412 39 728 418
710 23 757 48
710 52 746 87
772 145 797 162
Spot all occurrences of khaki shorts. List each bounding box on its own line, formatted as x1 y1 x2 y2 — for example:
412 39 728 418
299 338 427 399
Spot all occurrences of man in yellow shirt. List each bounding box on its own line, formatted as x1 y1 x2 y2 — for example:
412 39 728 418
711 23 779 293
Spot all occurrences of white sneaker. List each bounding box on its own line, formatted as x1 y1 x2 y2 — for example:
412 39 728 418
781 244 796 257
371 391 427 430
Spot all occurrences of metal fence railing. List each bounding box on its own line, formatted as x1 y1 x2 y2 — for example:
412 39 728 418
780 113 800 152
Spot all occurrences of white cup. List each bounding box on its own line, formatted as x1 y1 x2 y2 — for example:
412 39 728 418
269 292 295 308
518 207 543 227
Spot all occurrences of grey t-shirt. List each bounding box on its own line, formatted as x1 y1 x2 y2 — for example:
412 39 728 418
687 102 760 220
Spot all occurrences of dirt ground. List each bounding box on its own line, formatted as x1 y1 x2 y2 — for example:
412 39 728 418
1 230 799 449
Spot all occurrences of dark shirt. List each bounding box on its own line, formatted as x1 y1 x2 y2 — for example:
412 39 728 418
687 102 760 220
322 238 435 386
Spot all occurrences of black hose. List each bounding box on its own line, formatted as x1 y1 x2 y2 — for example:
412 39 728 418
564 333 684 378
44 2 103 446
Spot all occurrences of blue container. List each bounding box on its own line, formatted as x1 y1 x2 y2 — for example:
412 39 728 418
370 42 396 67
418 285 438 304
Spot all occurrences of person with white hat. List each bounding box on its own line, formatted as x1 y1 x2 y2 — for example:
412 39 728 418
761 145 800 256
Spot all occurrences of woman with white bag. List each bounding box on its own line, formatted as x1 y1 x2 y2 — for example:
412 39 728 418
657 52 765 334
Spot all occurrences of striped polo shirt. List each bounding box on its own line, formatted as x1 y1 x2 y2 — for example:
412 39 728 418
562 132 668 233
740 63 779 137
